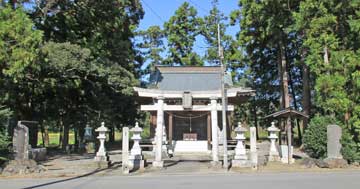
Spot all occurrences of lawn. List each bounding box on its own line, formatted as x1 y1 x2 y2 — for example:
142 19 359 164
37 131 122 147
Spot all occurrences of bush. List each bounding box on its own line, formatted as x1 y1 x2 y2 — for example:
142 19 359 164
0 131 10 161
303 115 360 162
303 116 338 159
341 128 360 163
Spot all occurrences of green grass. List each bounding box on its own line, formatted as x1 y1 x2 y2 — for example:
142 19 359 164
37 131 123 147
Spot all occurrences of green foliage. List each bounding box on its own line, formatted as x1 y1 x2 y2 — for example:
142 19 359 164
0 130 10 160
341 127 360 163
303 115 336 159
137 25 165 74
0 5 43 125
303 115 359 162
0 6 43 78
163 2 203 66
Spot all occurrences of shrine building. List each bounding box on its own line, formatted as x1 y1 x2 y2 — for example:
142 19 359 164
133 65 254 167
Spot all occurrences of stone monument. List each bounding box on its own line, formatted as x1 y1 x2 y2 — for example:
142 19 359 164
326 125 343 159
267 122 280 162
324 125 347 168
2 121 46 176
94 122 109 168
249 127 258 169
128 122 145 171
13 122 30 160
232 122 250 168
122 127 130 174
280 145 294 164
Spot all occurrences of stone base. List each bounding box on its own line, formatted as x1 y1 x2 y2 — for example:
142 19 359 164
232 159 251 168
96 160 110 169
268 154 280 162
152 161 164 168
324 158 348 168
174 140 208 153
29 148 47 162
2 160 46 176
210 161 222 169
250 152 258 170
280 157 295 164
128 158 145 171
94 155 109 162
85 142 96 153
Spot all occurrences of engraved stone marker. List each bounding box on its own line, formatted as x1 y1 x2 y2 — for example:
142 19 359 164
13 122 29 160
327 125 342 159
250 127 258 169
122 127 130 174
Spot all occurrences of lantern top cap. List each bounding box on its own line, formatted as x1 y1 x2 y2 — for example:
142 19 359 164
95 122 108 132
267 122 280 132
234 122 247 132
131 122 143 132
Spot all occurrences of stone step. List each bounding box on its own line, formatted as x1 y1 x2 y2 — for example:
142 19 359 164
173 141 209 153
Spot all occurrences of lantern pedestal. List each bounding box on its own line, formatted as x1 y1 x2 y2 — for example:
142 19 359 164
232 122 251 168
267 122 280 162
128 122 145 171
94 122 110 167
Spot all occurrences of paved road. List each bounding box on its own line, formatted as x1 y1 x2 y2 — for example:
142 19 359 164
1 171 359 189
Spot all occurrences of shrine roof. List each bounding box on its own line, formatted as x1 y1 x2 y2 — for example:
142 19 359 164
148 65 233 91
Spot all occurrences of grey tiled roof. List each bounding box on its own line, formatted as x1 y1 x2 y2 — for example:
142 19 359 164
149 66 233 91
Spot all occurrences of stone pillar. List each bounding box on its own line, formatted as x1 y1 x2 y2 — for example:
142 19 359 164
94 122 109 167
153 96 164 168
122 127 130 174
162 124 168 151
210 97 219 164
324 125 347 168
326 125 343 159
250 127 258 169
232 122 250 167
267 122 280 162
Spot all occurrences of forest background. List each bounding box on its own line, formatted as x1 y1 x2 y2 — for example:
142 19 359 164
0 0 359 162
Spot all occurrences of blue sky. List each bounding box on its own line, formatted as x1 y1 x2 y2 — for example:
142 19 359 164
139 0 239 33
138 0 240 66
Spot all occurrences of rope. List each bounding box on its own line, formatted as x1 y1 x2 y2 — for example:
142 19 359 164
165 112 208 119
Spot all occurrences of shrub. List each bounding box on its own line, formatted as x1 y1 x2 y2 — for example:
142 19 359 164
341 128 360 163
0 131 10 161
303 115 339 159
303 115 360 162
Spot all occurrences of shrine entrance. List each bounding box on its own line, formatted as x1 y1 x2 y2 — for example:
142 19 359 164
165 111 211 153
170 112 208 141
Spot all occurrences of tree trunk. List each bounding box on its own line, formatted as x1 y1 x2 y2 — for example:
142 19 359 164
61 123 69 150
302 62 311 129
59 120 63 148
109 126 115 143
74 127 78 150
288 64 302 142
44 125 49 147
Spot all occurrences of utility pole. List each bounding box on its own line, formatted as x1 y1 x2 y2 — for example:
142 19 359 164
218 24 228 169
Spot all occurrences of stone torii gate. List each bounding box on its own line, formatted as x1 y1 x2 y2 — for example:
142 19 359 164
133 66 255 168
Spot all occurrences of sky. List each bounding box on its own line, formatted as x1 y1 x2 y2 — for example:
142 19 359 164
139 0 239 34
137 0 240 68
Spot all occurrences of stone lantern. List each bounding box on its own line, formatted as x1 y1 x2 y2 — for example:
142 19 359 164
129 122 145 171
84 124 93 141
232 122 250 167
234 122 248 160
130 122 143 159
267 122 280 161
94 122 109 162
84 124 95 153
